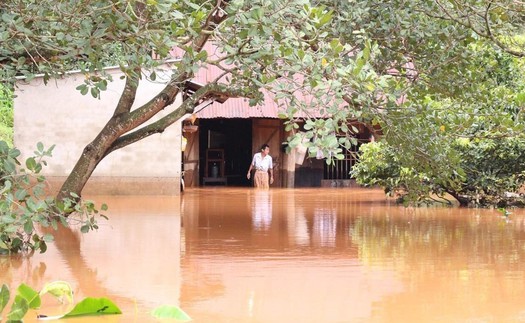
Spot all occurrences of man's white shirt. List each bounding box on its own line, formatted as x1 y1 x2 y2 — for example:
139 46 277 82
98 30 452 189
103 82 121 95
252 153 273 171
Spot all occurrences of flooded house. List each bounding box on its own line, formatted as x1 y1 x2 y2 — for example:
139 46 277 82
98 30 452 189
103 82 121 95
14 59 375 195
181 87 377 189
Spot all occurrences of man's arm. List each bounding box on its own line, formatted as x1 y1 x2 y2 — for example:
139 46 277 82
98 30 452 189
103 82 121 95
247 158 253 179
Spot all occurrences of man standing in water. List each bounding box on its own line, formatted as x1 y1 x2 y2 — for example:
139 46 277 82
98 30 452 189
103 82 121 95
247 144 274 189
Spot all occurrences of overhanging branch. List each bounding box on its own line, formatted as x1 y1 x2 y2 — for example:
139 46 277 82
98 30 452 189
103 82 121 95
105 83 247 155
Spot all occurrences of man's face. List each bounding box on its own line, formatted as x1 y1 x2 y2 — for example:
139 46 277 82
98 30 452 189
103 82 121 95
263 147 270 155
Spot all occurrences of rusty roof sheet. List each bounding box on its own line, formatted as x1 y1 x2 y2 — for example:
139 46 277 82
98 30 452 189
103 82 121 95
195 94 281 119
176 43 324 119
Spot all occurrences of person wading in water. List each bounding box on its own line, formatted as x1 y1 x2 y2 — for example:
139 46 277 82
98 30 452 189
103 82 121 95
247 144 274 189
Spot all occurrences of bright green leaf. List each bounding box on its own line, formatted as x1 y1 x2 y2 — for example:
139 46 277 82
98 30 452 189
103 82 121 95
63 297 122 317
17 283 41 309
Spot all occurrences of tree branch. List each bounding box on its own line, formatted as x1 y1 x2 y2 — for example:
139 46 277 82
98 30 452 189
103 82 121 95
105 83 247 154
113 71 139 116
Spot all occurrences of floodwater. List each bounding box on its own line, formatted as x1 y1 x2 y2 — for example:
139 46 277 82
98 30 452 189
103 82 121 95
3 188 525 323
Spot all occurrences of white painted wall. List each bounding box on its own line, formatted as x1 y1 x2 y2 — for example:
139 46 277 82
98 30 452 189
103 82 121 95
14 66 184 195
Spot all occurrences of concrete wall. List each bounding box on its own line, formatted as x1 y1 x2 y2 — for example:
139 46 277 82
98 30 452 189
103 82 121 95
14 67 183 195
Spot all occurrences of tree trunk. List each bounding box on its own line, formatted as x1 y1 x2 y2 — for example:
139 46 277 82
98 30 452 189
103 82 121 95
56 1 231 204
56 73 141 202
57 120 122 201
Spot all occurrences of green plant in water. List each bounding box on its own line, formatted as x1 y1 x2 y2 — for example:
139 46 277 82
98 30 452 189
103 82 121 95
0 141 107 254
497 208 512 218
151 305 192 321
0 281 191 321
0 281 121 321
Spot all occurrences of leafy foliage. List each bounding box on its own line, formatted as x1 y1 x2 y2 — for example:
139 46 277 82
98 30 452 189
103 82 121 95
0 141 107 254
0 83 13 144
352 138 525 207
1 0 525 205
151 305 191 321
62 297 122 318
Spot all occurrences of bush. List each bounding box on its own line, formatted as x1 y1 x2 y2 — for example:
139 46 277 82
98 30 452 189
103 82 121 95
352 138 525 207
0 141 106 254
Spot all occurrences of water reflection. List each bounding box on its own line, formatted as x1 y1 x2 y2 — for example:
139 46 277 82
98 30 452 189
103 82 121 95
2 188 525 322
251 191 272 231
312 207 337 247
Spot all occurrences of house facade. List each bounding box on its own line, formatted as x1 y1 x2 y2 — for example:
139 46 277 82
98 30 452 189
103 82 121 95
182 109 375 189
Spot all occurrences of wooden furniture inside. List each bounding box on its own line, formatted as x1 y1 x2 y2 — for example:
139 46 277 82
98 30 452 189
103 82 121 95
203 148 227 186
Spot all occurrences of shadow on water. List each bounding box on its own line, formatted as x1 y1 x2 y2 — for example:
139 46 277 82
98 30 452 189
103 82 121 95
3 188 525 322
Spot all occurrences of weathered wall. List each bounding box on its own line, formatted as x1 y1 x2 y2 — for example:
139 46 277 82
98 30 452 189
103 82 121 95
14 67 184 195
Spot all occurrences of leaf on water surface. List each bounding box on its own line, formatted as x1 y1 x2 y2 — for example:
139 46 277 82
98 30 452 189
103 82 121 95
151 305 192 321
62 297 122 317
39 281 74 304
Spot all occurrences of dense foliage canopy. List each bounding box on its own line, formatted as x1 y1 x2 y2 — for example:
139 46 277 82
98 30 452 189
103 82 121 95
0 0 524 204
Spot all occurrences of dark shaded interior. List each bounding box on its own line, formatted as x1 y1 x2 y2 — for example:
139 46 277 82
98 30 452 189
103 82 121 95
199 118 253 186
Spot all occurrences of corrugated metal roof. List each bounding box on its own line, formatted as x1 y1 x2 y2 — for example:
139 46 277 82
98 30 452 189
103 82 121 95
175 43 322 119
196 93 281 119
189 58 283 118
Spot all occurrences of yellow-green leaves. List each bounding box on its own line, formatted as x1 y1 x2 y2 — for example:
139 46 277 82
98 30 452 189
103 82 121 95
151 305 191 321
40 281 74 304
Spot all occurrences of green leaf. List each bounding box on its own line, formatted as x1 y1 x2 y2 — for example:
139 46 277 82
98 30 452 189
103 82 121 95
63 297 122 318
17 283 41 309
39 281 73 304
23 220 33 235
7 295 28 321
0 284 9 314
14 189 27 202
151 305 191 321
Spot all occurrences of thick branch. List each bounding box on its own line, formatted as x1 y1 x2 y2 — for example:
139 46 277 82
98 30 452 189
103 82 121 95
105 83 247 154
113 71 139 116
102 0 232 138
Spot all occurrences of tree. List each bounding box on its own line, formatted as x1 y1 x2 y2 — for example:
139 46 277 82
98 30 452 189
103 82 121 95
314 0 525 200
425 0 525 57
1 0 400 201
2 0 524 204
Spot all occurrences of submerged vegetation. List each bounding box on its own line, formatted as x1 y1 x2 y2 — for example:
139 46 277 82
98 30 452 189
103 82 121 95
0 141 106 254
0 281 191 321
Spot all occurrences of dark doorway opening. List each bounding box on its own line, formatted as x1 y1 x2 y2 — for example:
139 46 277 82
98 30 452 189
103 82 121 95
199 119 253 186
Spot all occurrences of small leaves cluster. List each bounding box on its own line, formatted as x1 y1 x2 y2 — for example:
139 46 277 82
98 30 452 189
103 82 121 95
0 141 107 254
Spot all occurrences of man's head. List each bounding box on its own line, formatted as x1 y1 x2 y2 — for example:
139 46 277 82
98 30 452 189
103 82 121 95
260 144 270 155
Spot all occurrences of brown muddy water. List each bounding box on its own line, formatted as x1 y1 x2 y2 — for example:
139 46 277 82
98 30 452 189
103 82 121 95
2 187 525 323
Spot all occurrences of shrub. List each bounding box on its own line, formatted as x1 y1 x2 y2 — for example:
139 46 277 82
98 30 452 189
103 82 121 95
0 141 106 254
352 138 525 207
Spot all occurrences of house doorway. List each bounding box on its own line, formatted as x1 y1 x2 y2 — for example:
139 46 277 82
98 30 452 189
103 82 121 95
199 119 253 186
